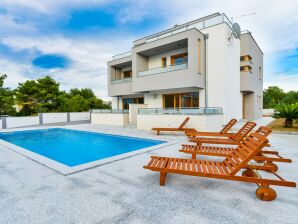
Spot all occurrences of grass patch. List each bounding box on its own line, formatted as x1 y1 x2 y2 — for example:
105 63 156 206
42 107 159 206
267 118 298 132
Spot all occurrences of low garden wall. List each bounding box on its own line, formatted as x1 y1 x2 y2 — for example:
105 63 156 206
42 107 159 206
0 112 90 129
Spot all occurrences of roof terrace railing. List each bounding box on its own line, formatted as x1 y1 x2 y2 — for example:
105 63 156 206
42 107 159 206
134 13 232 46
138 107 223 115
112 51 132 60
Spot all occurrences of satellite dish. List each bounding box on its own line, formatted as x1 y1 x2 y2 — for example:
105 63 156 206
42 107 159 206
232 23 241 39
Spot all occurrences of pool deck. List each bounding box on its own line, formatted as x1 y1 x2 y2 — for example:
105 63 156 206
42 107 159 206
0 124 297 224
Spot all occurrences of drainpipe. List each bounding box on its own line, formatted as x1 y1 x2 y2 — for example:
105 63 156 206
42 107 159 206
204 34 209 109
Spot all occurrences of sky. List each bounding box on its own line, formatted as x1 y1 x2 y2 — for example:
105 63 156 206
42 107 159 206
0 0 297 99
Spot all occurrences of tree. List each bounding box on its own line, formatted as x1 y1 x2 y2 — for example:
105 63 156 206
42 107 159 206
35 76 60 112
15 80 38 115
263 86 285 108
16 76 61 114
283 91 298 105
0 74 16 115
273 104 298 128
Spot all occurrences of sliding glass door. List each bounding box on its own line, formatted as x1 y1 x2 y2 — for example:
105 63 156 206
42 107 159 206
163 92 199 109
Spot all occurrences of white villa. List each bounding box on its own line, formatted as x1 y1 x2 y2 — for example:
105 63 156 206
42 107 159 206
91 13 263 130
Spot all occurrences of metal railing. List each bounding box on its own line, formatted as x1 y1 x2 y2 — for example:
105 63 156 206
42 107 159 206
112 51 132 60
138 107 223 115
134 13 232 45
138 63 188 77
111 78 132 85
91 109 129 114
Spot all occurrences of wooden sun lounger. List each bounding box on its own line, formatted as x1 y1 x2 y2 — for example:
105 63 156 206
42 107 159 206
185 119 237 137
144 127 296 201
188 121 256 146
152 117 195 135
180 128 291 172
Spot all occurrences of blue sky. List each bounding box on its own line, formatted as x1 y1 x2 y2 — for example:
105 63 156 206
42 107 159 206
0 0 297 98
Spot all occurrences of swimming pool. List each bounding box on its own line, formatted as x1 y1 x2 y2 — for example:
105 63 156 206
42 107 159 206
0 128 165 167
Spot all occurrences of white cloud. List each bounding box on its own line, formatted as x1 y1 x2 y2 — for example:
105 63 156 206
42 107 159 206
1 34 134 99
264 74 298 91
1 0 298 101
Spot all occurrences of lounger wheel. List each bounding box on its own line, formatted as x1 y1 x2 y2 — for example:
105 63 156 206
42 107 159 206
242 169 258 177
256 187 277 201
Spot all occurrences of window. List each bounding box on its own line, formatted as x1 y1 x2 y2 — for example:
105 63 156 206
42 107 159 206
171 53 188 65
163 92 199 108
123 70 132 78
161 57 167 67
240 65 252 72
240 55 252 62
122 97 144 110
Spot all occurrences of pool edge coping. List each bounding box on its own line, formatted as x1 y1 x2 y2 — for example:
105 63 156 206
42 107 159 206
0 128 180 175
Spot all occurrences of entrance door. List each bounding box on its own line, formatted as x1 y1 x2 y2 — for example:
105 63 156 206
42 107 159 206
243 94 247 119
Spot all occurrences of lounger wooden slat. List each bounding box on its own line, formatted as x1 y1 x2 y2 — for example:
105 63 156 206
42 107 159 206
188 122 256 146
144 127 296 201
152 117 195 135
180 126 291 172
186 119 237 137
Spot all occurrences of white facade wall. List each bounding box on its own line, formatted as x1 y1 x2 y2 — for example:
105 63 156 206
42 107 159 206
129 104 147 123
137 114 224 131
201 23 242 122
6 116 39 128
148 47 187 69
91 113 129 126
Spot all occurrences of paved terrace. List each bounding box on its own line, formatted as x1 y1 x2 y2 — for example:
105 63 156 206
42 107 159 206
0 124 297 224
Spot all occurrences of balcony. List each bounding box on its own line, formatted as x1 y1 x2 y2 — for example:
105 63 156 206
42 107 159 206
138 63 188 77
111 78 132 85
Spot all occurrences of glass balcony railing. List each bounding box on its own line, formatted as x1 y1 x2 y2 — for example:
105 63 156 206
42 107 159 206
91 109 129 114
138 107 223 115
111 78 132 85
137 63 188 77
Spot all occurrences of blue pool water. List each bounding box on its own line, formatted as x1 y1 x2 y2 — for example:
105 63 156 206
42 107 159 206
0 128 165 167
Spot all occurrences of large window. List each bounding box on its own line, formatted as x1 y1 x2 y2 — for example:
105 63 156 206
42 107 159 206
163 92 199 108
122 97 144 110
171 53 188 65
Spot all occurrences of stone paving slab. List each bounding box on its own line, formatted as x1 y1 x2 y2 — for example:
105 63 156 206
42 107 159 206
0 124 297 224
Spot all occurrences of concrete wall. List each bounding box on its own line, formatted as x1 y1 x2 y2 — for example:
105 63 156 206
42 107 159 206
43 113 68 124
263 109 274 117
6 116 40 128
129 104 147 123
240 32 263 120
200 23 242 122
69 112 90 121
0 112 90 129
137 114 224 131
91 113 129 126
